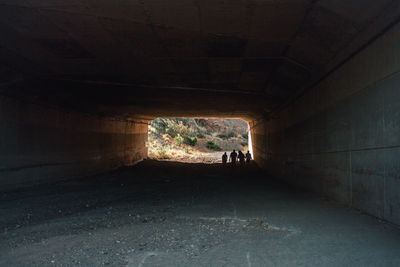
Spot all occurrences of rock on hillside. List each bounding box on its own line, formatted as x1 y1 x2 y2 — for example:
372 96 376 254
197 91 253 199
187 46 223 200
150 118 248 136
195 119 248 135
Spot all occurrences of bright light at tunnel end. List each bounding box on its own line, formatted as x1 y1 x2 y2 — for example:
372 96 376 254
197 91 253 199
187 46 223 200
248 122 254 161
147 118 253 163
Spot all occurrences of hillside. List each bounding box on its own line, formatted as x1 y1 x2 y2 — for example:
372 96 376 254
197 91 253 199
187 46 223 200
148 118 249 162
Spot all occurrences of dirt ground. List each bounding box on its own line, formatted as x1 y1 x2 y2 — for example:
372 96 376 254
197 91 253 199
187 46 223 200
1 160 400 266
153 151 228 164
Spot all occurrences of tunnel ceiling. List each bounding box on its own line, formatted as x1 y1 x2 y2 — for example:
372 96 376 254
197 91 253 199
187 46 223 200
0 0 397 119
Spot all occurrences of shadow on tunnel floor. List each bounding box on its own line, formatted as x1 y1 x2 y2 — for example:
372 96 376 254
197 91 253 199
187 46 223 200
2 160 400 266
0 159 296 229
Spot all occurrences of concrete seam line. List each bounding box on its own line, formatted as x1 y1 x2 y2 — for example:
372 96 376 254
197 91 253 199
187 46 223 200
0 93 148 125
266 144 400 156
271 12 400 115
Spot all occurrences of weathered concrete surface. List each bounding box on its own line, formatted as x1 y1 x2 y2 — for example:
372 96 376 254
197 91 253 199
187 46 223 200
0 94 148 191
0 0 399 252
251 19 400 225
1 0 399 118
1 160 400 266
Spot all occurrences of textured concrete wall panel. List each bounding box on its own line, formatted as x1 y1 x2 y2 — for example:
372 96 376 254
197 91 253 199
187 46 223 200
0 95 148 191
251 22 400 225
384 148 400 225
351 150 385 218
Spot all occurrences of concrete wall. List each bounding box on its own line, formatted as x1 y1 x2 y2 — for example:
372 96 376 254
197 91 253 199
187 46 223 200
251 22 400 225
0 94 148 191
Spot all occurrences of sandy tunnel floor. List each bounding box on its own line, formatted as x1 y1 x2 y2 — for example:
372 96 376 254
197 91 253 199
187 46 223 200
1 160 400 266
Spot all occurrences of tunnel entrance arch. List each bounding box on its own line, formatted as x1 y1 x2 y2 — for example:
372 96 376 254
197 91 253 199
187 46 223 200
147 118 252 163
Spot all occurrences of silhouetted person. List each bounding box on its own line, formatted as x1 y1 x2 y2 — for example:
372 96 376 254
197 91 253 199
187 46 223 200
230 150 238 167
238 151 245 166
246 150 252 164
222 152 228 166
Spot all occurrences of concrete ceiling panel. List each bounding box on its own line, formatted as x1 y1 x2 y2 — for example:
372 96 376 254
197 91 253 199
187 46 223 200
244 40 286 57
273 61 311 90
0 21 64 71
280 61 310 82
207 35 248 58
249 2 309 42
156 73 182 86
174 58 209 73
41 11 116 58
98 18 164 58
150 58 176 74
199 0 250 37
208 58 242 73
180 72 210 85
0 0 85 10
1 0 144 23
0 44 47 76
265 84 293 100
318 0 393 25
45 58 107 76
239 72 268 88
0 6 66 39
81 0 147 23
0 0 396 116
238 83 263 91
286 4 360 71
156 27 207 58
143 0 200 31
299 5 359 52
33 38 93 59
241 58 275 72
211 71 241 84
288 35 334 70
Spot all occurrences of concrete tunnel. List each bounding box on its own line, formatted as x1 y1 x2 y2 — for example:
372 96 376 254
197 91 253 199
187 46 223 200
1 0 400 265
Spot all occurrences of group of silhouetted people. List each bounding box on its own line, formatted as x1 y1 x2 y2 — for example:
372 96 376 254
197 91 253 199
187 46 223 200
222 150 252 167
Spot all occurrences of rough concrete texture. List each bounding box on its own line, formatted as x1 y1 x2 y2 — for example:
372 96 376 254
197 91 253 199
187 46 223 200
250 20 400 225
1 160 400 266
0 95 148 191
1 0 399 118
0 0 400 259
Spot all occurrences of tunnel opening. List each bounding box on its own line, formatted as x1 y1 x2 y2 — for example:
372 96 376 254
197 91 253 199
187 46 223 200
2 0 400 264
147 118 252 163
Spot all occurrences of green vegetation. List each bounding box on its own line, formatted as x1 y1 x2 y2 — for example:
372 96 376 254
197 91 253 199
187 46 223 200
166 121 193 138
183 136 197 146
217 134 228 139
174 134 184 146
242 132 249 139
152 118 198 138
152 118 168 134
148 118 249 160
206 141 221 151
157 148 169 159
217 131 237 140
227 131 237 138
197 133 205 138
174 134 197 146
